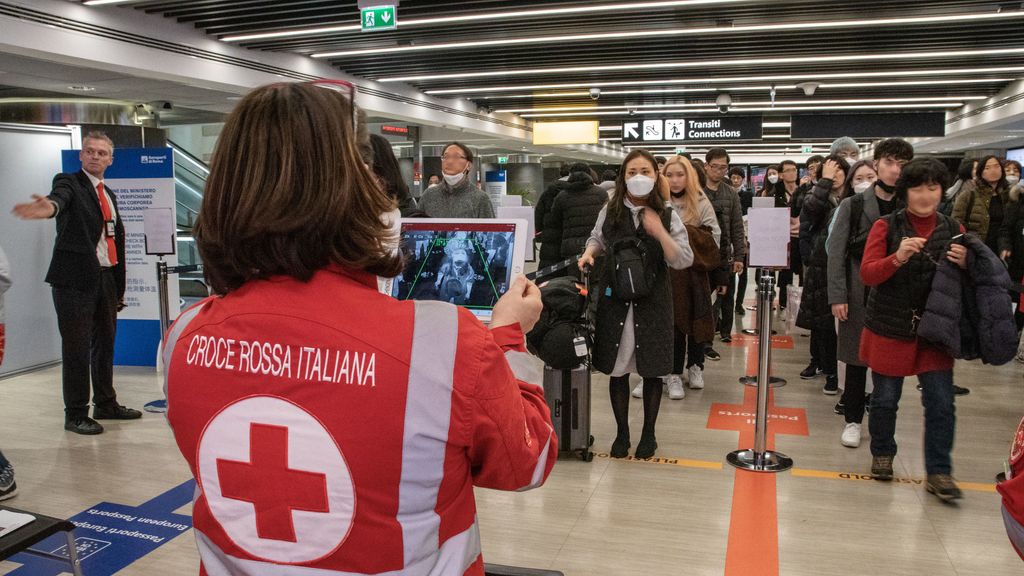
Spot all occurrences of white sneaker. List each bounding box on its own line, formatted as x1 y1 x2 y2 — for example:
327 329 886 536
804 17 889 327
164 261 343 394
666 375 686 400
631 381 643 398
687 366 705 390
841 422 861 448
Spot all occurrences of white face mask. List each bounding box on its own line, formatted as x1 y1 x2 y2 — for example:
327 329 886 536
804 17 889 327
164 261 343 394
1007 175 1021 186
853 181 874 194
443 172 465 186
625 174 655 198
767 175 779 184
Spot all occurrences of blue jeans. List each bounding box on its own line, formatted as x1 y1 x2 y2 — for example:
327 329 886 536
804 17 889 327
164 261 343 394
868 370 956 475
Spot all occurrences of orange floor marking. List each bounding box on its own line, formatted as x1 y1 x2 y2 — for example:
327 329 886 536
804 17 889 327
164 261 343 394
715 310 806 576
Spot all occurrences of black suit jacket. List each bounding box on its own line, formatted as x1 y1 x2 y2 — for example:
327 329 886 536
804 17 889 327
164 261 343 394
45 170 126 299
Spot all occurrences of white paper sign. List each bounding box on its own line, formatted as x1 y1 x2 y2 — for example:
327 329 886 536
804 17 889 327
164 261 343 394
747 208 791 268
752 197 776 209
143 207 175 255
496 206 536 261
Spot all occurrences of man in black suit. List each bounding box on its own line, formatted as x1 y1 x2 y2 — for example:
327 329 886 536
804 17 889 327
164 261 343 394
12 131 141 435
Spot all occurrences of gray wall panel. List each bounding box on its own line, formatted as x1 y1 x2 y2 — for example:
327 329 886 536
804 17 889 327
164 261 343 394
0 124 71 377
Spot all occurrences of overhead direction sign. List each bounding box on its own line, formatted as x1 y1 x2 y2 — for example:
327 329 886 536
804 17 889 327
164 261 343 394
621 115 763 144
361 5 397 32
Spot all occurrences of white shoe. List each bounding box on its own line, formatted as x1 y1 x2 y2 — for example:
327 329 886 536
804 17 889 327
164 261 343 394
841 423 861 448
666 375 686 400
631 381 643 398
687 366 705 390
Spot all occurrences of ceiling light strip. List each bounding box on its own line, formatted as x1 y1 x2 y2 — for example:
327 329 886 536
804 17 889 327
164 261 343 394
477 78 1013 100
314 12 1024 59
384 48 1024 83
424 66 1024 94
497 96 978 113
222 0 752 43
521 103 962 117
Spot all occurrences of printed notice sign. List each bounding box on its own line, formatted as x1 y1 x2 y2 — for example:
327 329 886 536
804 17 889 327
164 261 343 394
747 208 791 268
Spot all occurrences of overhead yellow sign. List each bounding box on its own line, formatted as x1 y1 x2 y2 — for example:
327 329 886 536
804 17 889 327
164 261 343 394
532 121 599 145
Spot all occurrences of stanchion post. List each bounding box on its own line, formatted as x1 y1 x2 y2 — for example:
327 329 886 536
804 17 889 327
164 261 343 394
739 269 786 388
156 258 170 337
727 272 793 473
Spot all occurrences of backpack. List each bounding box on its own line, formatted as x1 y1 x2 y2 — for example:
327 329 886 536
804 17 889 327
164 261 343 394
608 210 669 301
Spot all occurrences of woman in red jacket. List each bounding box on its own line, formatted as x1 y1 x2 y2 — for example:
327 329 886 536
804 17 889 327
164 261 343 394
163 81 556 576
860 158 967 502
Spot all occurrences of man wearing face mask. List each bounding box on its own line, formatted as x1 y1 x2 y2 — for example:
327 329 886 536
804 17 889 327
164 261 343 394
826 139 913 447
419 142 495 219
702 148 745 349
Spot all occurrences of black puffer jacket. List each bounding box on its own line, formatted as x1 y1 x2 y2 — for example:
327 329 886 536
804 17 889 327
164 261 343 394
540 173 607 268
796 179 845 330
917 233 1017 365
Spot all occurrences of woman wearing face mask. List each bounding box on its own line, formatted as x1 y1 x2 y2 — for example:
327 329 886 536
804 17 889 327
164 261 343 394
998 160 1024 331
634 155 719 401
759 165 780 197
418 142 495 219
953 155 1010 255
579 150 693 459
797 156 850 398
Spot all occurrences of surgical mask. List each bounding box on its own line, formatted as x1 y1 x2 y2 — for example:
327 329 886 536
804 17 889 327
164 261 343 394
626 174 655 197
1007 175 1021 186
853 181 874 194
876 180 896 194
443 172 465 186
767 175 779 184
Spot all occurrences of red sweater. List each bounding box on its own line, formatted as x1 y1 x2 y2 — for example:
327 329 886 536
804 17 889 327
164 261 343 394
859 212 961 377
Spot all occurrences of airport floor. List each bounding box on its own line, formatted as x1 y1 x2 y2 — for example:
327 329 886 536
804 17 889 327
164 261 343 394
1 290 1022 575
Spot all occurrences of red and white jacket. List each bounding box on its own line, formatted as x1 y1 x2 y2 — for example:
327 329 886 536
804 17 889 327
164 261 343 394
163 265 556 575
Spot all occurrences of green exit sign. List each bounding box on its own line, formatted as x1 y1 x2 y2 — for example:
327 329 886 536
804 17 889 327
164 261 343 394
361 5 397 32
498 156 509 164
802 145 813 153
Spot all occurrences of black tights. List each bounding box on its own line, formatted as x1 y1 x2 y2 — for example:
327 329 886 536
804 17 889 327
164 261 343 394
609 374 662 442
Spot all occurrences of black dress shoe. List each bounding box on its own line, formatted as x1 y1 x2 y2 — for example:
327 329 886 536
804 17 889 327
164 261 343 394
65 417 104 435
93 405 143 420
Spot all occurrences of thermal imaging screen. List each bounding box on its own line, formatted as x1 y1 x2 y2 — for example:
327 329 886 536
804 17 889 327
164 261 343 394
391 222 517 320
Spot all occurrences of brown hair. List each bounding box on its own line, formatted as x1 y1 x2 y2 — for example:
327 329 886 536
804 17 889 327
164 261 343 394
662 155 701 226
194 82 402 294
607 149 668 226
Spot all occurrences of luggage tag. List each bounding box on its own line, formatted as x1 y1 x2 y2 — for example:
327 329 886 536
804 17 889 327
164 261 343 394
105 220 116 237
573 336 588 358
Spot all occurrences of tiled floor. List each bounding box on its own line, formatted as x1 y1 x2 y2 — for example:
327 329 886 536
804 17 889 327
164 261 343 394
0 293 1021 575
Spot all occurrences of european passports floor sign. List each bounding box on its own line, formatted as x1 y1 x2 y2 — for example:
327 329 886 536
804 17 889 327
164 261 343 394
5 480 194 575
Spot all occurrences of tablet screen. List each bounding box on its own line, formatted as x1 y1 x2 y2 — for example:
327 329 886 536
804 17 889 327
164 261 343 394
391 221 519 322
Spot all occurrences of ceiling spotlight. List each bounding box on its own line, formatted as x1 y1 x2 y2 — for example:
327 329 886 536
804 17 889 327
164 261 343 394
796 82 820 96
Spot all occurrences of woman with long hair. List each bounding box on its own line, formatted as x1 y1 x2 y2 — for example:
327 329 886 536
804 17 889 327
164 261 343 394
579 150 693 459
656 155 720 399
796 155 850 399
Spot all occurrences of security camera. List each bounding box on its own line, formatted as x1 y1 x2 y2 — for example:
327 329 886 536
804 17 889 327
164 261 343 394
628 108 637 116
149 100 173 111
716 93 732 113
796 82 819 97
589 88 601 101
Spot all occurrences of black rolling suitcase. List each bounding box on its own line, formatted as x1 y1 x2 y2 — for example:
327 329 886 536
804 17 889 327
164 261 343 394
527 258 595 462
